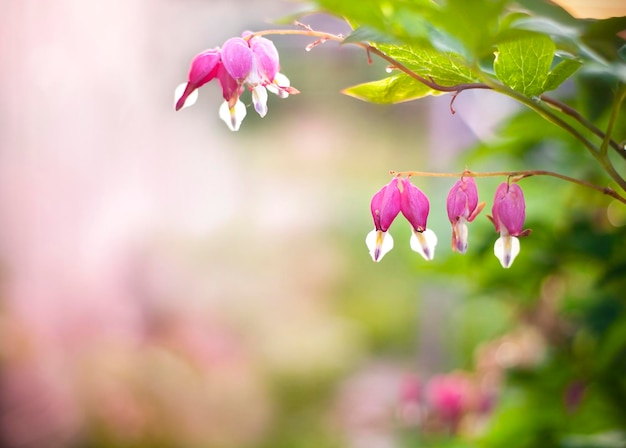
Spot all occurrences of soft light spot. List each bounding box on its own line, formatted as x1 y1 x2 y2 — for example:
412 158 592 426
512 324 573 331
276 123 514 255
607 200 626 227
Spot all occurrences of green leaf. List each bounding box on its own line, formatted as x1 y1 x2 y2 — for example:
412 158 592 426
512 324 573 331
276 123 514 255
514 0 581 30
313 0 439 43
342 74 440 104
378 44 478 86
542 58 582 92
494 33 556 96
437 0 507 58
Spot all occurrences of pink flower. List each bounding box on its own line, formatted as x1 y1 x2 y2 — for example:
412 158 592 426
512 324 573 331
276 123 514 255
366 178 401 262
400 178 437 261
174 48 221 111
425 373 480 430
220 37 255 81
174 34 297 131
488 182 529 268
446 177 484 254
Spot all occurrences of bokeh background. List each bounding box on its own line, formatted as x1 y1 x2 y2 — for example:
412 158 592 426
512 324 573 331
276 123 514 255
1 1 626 448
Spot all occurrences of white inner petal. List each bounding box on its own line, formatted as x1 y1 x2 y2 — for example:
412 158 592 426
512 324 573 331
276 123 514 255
494 235 520 268
218 100 247 132
453 220 469 254
252 85 269 117
268 73 290 98
365 229 394 262
410 228 438 261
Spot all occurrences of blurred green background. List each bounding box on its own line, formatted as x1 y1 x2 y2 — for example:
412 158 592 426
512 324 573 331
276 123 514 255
1 1 626 448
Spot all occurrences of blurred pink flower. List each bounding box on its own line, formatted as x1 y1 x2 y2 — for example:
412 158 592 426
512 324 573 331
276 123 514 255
425 372 481 432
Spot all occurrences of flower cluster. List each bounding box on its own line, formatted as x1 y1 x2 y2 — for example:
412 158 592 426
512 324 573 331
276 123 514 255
366 177 438 262
174 33 298 131
367 177 529 268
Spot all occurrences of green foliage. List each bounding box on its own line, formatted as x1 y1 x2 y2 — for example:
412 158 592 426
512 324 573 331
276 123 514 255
494 32 556 96
315 0 624 103
542 58 582 91
313 0 626 191
315 0 439 43
342 74 439 104
377 44 479 84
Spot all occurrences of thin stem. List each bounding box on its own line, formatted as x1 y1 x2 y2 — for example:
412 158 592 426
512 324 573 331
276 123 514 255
249 28 344 43
391 169 626 205
600 85 626 157
541 95 625 158
488 85 626 192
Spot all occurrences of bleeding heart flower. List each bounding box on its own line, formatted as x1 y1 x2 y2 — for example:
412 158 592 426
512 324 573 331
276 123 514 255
174 34 298 131
446 177 485 254
488 182 530 268
366 178 401 262
400 178 437 261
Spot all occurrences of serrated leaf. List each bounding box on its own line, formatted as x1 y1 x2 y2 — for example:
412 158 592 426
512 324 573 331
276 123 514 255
342 74 440 104
542 58 582 91
377 44 478 86
494 33 555 96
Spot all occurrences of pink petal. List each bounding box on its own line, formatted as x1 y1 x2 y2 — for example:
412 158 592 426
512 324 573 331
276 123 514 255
221 37 254 81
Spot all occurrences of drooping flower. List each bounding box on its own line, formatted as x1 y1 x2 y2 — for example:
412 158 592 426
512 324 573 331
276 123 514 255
446 177 485 254
174 33 297 131
400 178 437 261
488 182 529 268
366 178 401 262
174 48 222 111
